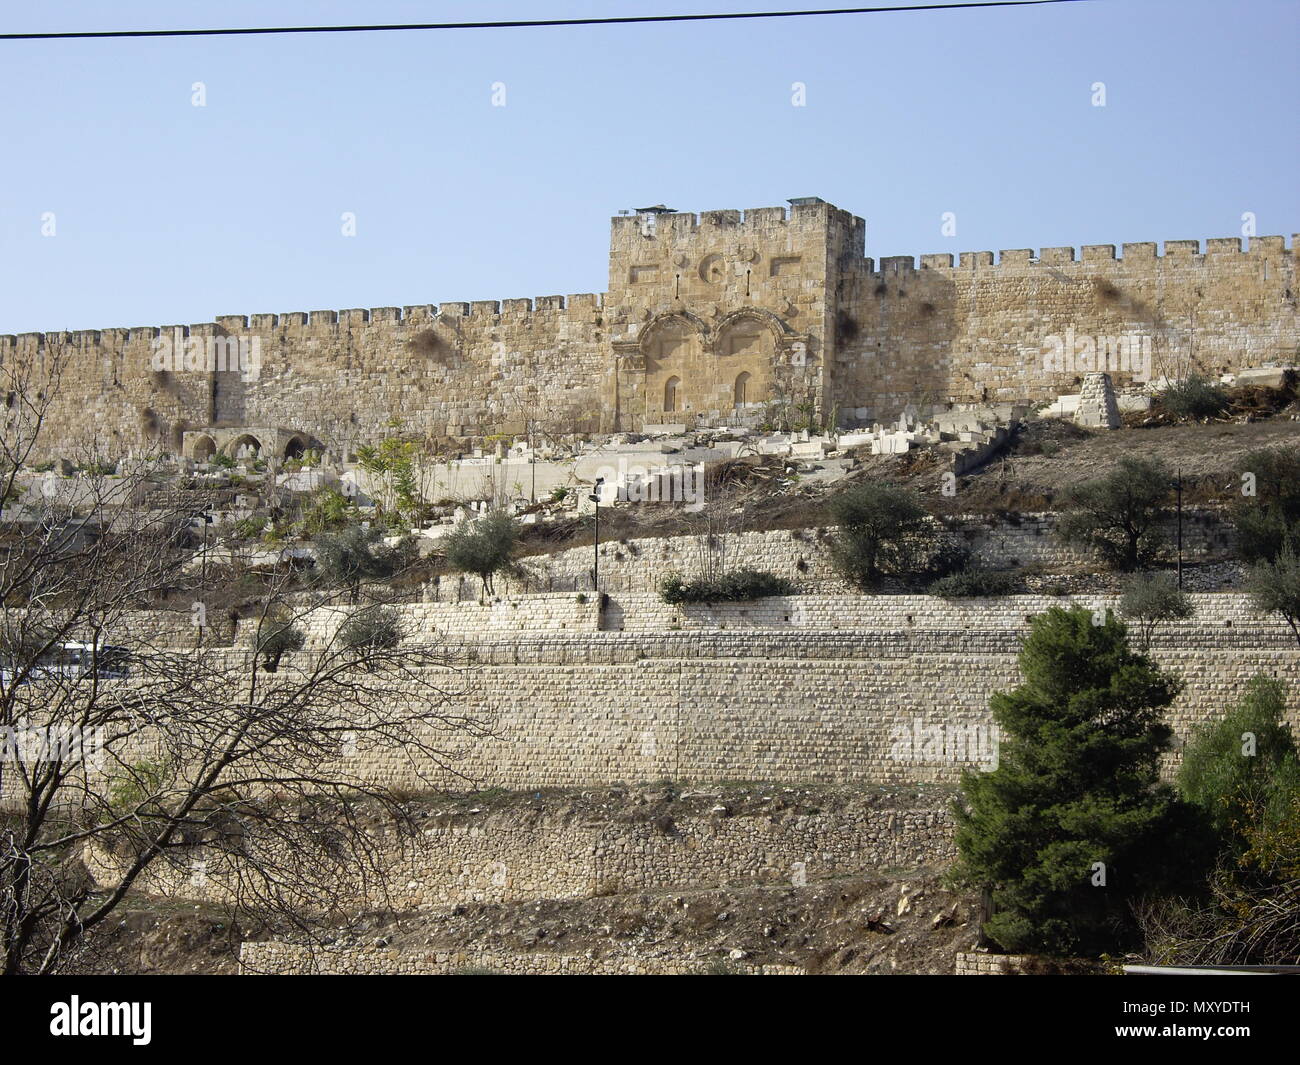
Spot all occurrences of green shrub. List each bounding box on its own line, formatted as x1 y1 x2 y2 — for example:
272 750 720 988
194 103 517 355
827 481 931 590
1118 571 1193 650
1229 447 1300 565
104 757 174 822
927 568 1017 599
659 568 794 604
1158 374 1229 421
256 619 305 673
1056 457 1171 571
338 606 402 652
315 523 415 601
301 487 355 537
1248 545 1300 646
1177 675 1300 856
443 510 519 595
233 516 267 540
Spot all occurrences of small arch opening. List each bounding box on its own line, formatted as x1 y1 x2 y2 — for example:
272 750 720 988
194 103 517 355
227 434 262 461
734 371 751 407
191 435 217 462
663 376 681 413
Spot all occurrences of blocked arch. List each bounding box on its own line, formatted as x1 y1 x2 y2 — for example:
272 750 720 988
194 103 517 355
734 372 751 406
710 307 790 349
664 376 681 413
640 312 709 421
638 310 713 360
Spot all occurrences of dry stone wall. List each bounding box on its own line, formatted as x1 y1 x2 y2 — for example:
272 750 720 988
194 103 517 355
478 512 1233 598
90 786 956 911
239 941 803 975
954 952 1101 975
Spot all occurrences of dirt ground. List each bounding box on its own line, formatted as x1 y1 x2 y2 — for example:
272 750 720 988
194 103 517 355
62 784 978 976
511 415 1300 556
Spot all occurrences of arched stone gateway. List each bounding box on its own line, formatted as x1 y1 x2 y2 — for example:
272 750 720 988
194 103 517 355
635 307 791 423
640 313 707 422
283 436 307 461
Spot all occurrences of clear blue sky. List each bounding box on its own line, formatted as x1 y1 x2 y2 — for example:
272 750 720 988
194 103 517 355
1 0 1295 334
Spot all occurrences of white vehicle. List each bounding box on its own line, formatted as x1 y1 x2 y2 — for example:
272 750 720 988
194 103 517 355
1 641 130 685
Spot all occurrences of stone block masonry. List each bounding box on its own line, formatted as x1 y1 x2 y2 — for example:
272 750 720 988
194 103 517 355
13 592 1292 815
954 952 1101 975
89 786 957 912
491 512 1234 597
239 942 804 975
9 200 1295 459
195 593 1300 796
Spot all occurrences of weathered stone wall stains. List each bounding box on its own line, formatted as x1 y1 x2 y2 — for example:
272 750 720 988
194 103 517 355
834 234 1298 421
9 202 1294 457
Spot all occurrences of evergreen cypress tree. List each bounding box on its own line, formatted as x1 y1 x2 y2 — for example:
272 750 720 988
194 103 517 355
950 606 1206 956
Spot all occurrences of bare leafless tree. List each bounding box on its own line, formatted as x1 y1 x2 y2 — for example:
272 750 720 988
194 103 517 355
1 347 492 974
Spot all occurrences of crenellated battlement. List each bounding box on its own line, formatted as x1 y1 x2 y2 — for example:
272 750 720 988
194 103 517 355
0 292 612 350
867 234 1295 277
608 202 850 236
4 198 1295 457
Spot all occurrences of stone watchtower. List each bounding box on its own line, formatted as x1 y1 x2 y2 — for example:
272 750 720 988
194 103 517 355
601 198 864 431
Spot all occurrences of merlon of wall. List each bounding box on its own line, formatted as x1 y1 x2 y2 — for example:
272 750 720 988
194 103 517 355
872 234 1295 276
0 294 610 349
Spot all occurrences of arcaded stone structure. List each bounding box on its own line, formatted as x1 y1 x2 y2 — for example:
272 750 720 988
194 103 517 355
5 200 1296 458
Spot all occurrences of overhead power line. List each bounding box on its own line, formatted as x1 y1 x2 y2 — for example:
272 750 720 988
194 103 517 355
1 2 1093 42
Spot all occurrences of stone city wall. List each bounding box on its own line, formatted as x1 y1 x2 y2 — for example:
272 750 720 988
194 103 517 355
834 234 1298 422
8 200 1293 458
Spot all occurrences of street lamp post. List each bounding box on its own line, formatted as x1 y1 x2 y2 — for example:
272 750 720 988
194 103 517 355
588 477 604 592
1173 467 1184 590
